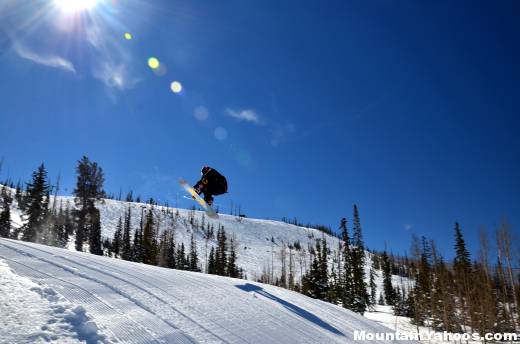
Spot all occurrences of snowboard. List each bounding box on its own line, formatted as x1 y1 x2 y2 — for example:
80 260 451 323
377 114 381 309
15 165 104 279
179 178 219 219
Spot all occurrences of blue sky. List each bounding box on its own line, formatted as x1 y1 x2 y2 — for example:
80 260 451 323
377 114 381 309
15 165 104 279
1 0 519 258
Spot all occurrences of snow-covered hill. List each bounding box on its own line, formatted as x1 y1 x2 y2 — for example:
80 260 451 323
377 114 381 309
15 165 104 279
9 193 345 282
0 238 417 344
9 194 406 289
96 198 339 281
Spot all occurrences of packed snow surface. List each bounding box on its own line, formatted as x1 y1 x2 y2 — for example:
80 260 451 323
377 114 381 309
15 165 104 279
0 238 416 344
0 259 108 344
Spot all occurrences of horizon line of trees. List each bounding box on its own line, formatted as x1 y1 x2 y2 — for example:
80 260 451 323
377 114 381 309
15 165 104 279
281 216 336 237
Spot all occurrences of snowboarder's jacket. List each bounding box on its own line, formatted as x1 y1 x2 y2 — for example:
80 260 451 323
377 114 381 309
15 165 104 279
194 167 228 196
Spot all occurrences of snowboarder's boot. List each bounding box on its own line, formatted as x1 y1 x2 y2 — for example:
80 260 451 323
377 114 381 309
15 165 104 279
205 195 214 206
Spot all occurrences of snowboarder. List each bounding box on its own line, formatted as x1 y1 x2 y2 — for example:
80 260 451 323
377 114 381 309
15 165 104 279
193 166 228 206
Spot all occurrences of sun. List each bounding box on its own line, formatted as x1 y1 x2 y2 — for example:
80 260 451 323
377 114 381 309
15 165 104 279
53 0 99 13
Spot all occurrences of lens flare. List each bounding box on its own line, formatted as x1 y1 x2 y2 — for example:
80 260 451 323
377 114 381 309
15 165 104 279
124 32 133 40
170 81 182 93
194 106 209 121
147 57 160 70
214 127 228 140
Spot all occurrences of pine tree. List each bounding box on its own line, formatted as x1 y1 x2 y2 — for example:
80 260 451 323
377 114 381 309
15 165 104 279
166 230 176 269
121 207 132 261
208 246 216 274
369 265 377 308
203 224 214 273
37 188 56 246
411 236 432 326
142 210 157 265
189 233 200 272
453 222 472 330
319 238 329 300
382 251 396 306
215 227 227 276
73 156 106 251
74 156 106 207
0 188 12 238
351 205 369 314
176 242 187 270
372 254 381 270
132 227 143 263
22 164 50 243
340 217 355 309
454 223 471 271
158 230 172 268
14 182 23 208
89 208 103 255
395 285 415 318
302 241 322 299
112 216 123 257
302 239 330 300
328 250 341 304
64 204 74 241
227 237 239 277
53 203 68 248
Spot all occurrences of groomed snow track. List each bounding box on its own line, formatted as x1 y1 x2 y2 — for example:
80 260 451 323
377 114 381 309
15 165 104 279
0 239 413 343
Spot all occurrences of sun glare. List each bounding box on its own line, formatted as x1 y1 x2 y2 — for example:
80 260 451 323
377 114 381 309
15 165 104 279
54 0 99 13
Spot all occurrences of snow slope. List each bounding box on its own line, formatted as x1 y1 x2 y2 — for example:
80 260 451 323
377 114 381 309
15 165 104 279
0 238 417 344
0 260 107 344
9 194 345 281
97 198 343 282
7 189 408 290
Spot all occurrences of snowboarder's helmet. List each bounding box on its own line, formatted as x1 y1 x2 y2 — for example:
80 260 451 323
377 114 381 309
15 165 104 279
201 166 210 175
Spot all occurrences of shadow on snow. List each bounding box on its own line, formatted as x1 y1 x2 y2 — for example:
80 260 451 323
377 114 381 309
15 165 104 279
235 283 344 336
